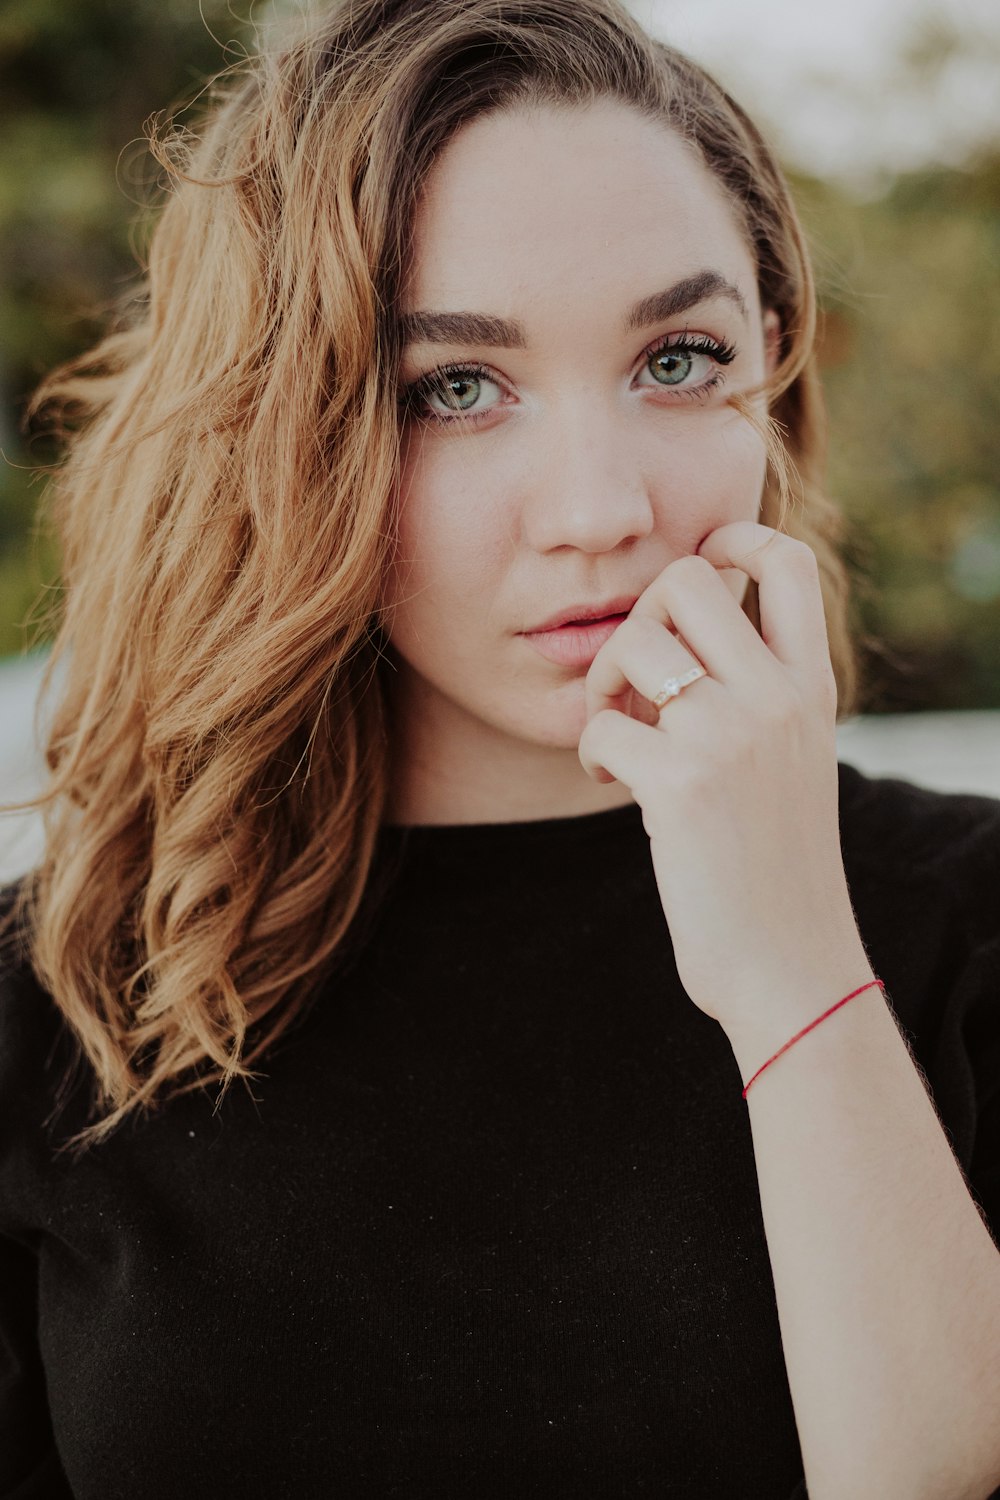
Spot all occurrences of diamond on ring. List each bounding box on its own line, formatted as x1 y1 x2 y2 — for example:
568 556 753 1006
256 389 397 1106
651 665 707 711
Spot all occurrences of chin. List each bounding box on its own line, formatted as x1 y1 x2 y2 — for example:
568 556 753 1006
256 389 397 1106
513 680 592 751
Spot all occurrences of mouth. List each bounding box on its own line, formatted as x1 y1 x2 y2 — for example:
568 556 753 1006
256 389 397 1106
553 610 629 631
525 595 640 634
519 607 634 670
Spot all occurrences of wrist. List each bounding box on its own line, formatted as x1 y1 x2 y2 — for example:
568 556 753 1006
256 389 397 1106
720 950 880 1082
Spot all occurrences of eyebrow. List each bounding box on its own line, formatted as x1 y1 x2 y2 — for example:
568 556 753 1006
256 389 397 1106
399 269 748 348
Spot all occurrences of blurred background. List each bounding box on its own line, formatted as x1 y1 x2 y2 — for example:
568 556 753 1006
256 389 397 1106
1 0 1000 877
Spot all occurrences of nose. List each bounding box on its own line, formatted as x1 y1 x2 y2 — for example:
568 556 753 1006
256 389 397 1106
519 396 655 555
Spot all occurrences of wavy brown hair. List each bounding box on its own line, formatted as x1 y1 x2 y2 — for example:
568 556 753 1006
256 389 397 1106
4 0 861 1153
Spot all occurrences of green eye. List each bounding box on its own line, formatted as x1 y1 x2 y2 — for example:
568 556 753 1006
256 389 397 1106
650 349 694 386
406 363 501 422
438 376 482 411
639 333 737 396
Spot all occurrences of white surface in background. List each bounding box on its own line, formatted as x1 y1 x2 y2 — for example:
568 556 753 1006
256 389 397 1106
633 0 1000 187
0 652 52 883
2 651 999 884
835 712 1000 799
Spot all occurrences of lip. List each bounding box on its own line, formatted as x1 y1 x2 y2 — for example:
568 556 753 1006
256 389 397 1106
524 594 640 634
519 596 639 670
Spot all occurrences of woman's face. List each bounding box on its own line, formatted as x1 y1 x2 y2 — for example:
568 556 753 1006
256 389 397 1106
384 97 779 754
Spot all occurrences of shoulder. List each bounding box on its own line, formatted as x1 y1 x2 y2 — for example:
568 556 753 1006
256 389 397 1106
838 758 1000 872
837 759 1000 944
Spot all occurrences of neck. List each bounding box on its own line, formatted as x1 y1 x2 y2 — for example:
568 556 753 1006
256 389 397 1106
383 675 635 828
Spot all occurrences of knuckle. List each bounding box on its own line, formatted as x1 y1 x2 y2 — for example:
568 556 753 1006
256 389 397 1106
590 616 635 674
582 708 620 744
786 537 820 573
669 553 713 584
616 613 650 646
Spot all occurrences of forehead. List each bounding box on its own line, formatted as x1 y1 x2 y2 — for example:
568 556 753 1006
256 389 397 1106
403 98 757 319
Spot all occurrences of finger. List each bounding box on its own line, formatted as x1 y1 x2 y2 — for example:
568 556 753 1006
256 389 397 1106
578 706 671 787
696 523 832 677
584 612 706 722
629 552 766 690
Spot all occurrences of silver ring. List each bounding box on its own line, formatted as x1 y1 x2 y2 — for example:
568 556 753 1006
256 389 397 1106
651 665 707 711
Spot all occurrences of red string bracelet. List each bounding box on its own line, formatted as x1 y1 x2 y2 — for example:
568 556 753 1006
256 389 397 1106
741 978 886 1099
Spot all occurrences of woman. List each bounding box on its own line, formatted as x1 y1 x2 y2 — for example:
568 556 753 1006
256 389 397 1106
2 0 999 1495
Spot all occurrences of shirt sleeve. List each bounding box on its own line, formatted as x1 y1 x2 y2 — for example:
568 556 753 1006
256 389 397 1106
928 925 1000 1254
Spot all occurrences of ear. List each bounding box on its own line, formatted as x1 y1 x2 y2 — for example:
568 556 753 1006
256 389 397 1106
762 308 782 380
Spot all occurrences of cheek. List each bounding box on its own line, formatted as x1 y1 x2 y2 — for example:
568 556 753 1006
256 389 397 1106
650 410 767 532
650 411 767 606
722 414 769 511
383 442 509 631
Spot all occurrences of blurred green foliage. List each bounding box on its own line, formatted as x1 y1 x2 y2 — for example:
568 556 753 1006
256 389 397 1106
1 1 999 708
0 0 260 653
795 156 1000 709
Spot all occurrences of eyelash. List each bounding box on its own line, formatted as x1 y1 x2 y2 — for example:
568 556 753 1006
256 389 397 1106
397 331 738 429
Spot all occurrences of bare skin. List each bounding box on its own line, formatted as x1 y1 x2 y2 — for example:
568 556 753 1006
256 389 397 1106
384 98 778 828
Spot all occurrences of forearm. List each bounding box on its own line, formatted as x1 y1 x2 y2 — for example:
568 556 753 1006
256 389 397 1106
727 969 1000 1500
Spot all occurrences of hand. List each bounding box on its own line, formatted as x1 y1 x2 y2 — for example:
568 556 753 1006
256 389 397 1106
578 523 872 1048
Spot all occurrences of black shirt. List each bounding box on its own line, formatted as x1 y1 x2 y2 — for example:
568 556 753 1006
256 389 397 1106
1 760 999 1499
